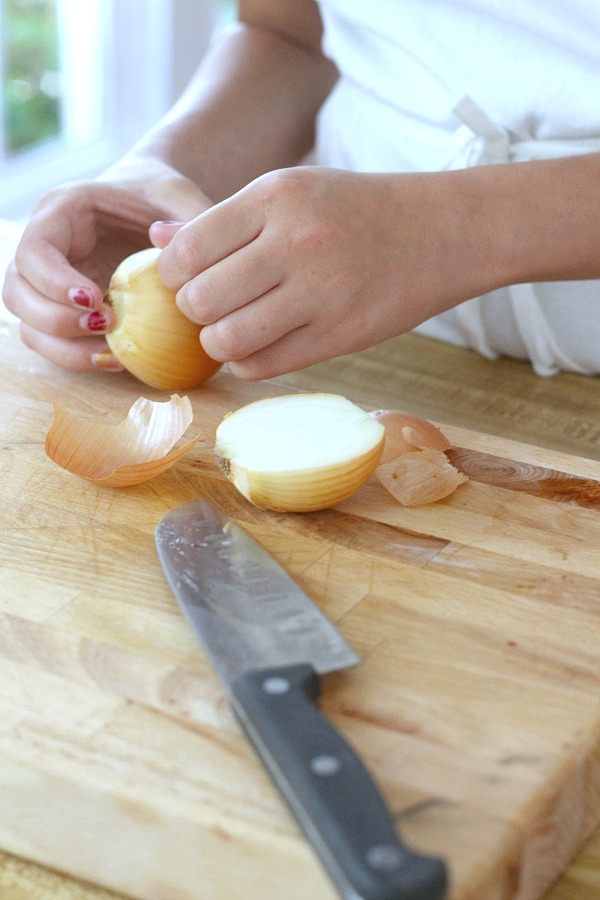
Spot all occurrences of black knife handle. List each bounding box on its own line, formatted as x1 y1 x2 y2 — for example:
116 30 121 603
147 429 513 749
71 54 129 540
230 663 447 900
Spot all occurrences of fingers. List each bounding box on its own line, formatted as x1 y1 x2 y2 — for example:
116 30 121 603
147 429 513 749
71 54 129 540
158 186 263 291
4 254 120 373
177 238 282 326
148 221 184 249
4 176 216 375
3 260 115 339
19 324 123 373
225 323 339 381
199 281 307 361
3 182 160 373
15 237 104 312
12 196 105 311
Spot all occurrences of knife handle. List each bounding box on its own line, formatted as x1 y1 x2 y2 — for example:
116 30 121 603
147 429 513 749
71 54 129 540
231 663 447 900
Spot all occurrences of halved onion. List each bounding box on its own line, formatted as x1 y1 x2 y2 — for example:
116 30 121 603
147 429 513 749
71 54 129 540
215 393 385 512
106 247 222 390
45 394 199 487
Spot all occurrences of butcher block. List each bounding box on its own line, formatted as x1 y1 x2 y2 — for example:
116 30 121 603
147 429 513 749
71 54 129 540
3 314 600 900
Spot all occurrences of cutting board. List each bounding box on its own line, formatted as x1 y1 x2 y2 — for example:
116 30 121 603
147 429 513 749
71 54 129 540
3 314 600 900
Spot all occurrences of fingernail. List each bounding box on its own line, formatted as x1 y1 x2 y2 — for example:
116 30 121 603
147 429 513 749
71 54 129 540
80 310 109 333
91 350 124 371
69 287 94 308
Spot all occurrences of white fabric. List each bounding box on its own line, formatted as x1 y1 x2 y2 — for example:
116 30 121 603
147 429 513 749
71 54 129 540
315 0 600 375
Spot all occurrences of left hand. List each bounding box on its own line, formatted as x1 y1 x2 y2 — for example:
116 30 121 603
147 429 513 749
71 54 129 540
153 165 488 379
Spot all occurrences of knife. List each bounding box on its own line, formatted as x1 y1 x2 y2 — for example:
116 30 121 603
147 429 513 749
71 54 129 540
155 499 447 900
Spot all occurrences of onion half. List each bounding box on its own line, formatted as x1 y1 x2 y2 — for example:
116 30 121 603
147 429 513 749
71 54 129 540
45 394 199 487
215 393 385 512
106 247 222 390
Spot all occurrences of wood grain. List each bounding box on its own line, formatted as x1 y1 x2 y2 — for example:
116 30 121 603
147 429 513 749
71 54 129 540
3 291 600 896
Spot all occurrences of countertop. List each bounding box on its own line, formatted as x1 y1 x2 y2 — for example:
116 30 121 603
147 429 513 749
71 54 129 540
2 219 600 898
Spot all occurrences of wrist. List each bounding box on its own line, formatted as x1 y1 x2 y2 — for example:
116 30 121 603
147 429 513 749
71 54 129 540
97 155 213 220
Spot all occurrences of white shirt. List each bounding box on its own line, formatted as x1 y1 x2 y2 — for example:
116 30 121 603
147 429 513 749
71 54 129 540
315 0 600 375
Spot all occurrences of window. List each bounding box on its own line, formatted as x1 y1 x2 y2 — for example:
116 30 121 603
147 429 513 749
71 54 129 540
2 0 62 155
0 0 224 219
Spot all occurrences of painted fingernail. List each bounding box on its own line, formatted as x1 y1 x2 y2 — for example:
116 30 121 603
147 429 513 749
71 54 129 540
69 287 94 308
80 310 109 333
91 350 124 371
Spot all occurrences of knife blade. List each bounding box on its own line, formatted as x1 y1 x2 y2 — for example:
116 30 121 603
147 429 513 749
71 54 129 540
155 499 447 900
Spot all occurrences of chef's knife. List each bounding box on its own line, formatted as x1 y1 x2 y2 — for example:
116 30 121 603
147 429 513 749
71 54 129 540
155 499 447 900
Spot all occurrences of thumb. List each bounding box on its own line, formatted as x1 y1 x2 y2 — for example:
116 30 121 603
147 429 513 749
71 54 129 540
149 220 185 249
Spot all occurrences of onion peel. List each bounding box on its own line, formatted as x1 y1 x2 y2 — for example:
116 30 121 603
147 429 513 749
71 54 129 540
369 408 467 505
376 449 468 506
370 409 451 461
45 394 199 486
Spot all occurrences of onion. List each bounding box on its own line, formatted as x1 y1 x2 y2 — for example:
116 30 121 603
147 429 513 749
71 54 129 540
215 393 385 512
45 394 199 487
106 247 222 390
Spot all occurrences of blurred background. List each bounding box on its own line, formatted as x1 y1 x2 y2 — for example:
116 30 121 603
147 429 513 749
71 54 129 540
0 0 234 220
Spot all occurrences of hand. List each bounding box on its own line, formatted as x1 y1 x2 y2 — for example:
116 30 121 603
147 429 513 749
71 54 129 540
155 166 492 379
2 159 212 372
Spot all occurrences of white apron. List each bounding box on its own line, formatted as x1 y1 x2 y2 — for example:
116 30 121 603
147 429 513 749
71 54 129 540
315 0 600 375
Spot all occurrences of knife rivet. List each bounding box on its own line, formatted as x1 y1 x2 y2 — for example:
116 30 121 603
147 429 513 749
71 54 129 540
366 844 406 871
262 677 291 695
310 754 341 777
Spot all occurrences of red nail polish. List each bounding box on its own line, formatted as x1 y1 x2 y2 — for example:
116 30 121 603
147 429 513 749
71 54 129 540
69 287 94 308
81 310 108 332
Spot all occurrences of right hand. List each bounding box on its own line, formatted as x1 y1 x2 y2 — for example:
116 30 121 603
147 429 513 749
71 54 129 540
2 158 212 372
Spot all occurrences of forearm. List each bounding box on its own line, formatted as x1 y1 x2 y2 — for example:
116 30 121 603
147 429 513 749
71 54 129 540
122 16 338 203
448 152 600 295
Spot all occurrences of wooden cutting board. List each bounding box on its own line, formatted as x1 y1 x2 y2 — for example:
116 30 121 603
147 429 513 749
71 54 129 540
3 315 600 900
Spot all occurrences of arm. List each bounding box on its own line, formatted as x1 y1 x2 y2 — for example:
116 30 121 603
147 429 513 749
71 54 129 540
122 0 338 202
1 0 337 372
154 150 600 380
458 151 600 286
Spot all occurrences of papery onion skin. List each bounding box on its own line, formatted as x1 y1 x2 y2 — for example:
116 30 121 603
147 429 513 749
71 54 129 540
376 449 468 506
370 409 451 462
106 247 222 391
45 394 199 487
215 393 385 512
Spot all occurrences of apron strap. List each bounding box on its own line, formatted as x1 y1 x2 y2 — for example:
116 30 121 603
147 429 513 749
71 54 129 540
453 94 600 163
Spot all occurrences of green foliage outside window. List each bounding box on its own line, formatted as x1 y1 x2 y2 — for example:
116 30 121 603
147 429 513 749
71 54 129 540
2 0 62 155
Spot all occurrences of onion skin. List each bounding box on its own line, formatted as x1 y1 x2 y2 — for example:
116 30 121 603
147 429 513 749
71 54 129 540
45 394 199 487
376 450 467 506
370 409 451 462
369 409 467 504
106 247 222 391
